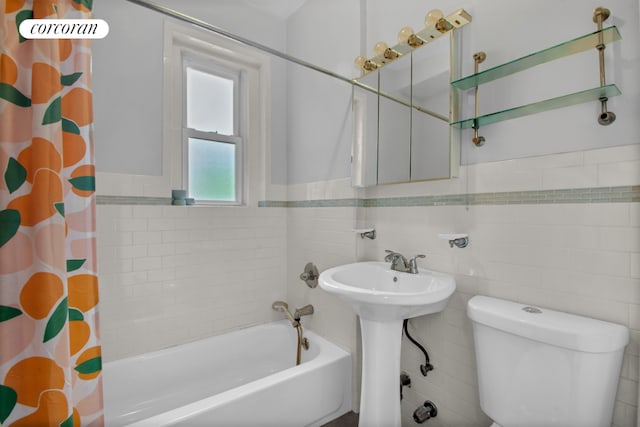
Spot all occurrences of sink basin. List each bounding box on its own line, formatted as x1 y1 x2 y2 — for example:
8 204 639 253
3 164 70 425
319 261 456 427
319 261 455 321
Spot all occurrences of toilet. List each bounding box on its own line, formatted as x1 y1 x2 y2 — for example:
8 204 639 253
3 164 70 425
467 296 629 427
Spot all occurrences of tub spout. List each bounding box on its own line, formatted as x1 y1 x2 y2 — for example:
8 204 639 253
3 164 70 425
294 304 314 320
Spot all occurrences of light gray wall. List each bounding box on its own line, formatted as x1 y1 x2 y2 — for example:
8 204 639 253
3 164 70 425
93 1 164 176
92 0 289 183
94 0 640 185
157 0 290 184
284 0 360 184
455 0 640 164
284 0 640 183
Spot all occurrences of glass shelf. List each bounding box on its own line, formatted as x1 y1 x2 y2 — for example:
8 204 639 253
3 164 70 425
451 26 621 91
450 84 621 129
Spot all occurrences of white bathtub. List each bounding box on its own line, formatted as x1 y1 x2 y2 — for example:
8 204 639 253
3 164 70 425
103 320 352 426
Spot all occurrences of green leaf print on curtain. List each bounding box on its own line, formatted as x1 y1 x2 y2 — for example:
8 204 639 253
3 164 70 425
0 209 20 248
4 158 27 193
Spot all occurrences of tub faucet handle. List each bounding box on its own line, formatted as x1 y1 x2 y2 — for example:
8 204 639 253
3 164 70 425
299 262 319 288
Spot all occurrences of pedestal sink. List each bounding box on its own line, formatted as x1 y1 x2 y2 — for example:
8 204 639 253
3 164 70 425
319 261 455 427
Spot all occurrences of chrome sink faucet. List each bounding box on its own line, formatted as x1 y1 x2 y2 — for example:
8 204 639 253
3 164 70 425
385 250 426 274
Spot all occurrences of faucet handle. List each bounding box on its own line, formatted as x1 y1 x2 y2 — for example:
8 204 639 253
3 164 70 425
384 249 398 261
408 254 426 274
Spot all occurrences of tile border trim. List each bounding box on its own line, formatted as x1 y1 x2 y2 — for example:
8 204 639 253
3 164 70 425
97 186 639 207
259 185 640 208
96 196 171 205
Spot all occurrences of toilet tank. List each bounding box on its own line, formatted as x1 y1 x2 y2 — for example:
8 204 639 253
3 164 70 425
467 296 629 427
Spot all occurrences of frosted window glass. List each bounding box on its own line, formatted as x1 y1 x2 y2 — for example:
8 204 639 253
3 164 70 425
186 67 234 134
188 138 236 201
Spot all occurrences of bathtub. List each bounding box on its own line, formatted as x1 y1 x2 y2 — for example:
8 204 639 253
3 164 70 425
103 320 352 426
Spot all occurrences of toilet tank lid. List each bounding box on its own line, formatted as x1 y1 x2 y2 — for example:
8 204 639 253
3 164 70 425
467 296 629 353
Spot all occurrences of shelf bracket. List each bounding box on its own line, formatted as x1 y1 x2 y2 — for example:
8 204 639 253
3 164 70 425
472 52 486 146
593 7 616 126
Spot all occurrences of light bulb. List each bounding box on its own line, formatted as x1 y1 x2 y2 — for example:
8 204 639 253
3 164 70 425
373 41 388 57
397 26 414 43
354 55 366 69
424 9 444 27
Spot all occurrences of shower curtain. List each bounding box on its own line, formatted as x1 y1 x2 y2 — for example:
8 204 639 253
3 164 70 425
0 1 103 426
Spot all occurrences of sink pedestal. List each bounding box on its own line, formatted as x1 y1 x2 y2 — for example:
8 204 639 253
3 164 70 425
318 261 456 427
359 318 403 427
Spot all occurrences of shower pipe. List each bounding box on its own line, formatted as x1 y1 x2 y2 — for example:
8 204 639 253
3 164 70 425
124 0 448 122
272 301 312 365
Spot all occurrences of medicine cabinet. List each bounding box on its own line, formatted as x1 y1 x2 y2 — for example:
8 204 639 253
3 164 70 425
351 10 470 187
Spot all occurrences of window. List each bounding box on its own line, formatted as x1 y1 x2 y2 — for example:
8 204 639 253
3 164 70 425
162 21 270 206
183 58 244 204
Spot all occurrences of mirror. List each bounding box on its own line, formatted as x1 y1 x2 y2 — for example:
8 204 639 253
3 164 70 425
378 56 412 184
352 27 462 187
410 35 453 182
351 71 379 187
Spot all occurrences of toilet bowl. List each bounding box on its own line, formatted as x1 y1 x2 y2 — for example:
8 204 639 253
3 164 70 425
467 296 628 427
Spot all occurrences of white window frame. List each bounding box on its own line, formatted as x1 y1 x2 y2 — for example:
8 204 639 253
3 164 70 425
96 21 271 202
181 55 244 205
120 19 273 206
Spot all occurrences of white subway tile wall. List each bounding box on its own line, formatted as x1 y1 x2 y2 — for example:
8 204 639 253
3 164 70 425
285 206 362 411
96 144 638 427
284 145 639 427
96 206 287 361
361 202 638 427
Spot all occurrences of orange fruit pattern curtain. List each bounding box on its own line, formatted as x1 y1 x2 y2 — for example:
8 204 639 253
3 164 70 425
0 0 103 425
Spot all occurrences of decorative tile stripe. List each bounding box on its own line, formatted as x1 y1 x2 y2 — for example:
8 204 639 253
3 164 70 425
259 185 640 208
96 195 171 205
97 186 639 207
363 185 640 207
258 199 360 208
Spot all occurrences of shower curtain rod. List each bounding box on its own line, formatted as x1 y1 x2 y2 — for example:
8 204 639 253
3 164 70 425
124 0 448 122
125 0 353 84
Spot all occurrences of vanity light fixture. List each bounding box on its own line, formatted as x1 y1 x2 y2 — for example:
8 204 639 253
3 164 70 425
354 8 472 74
407 33 425 48
373 41 400 61
373 41 388 56
397 26 414 43
354 55 378 71
424 9 444 27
